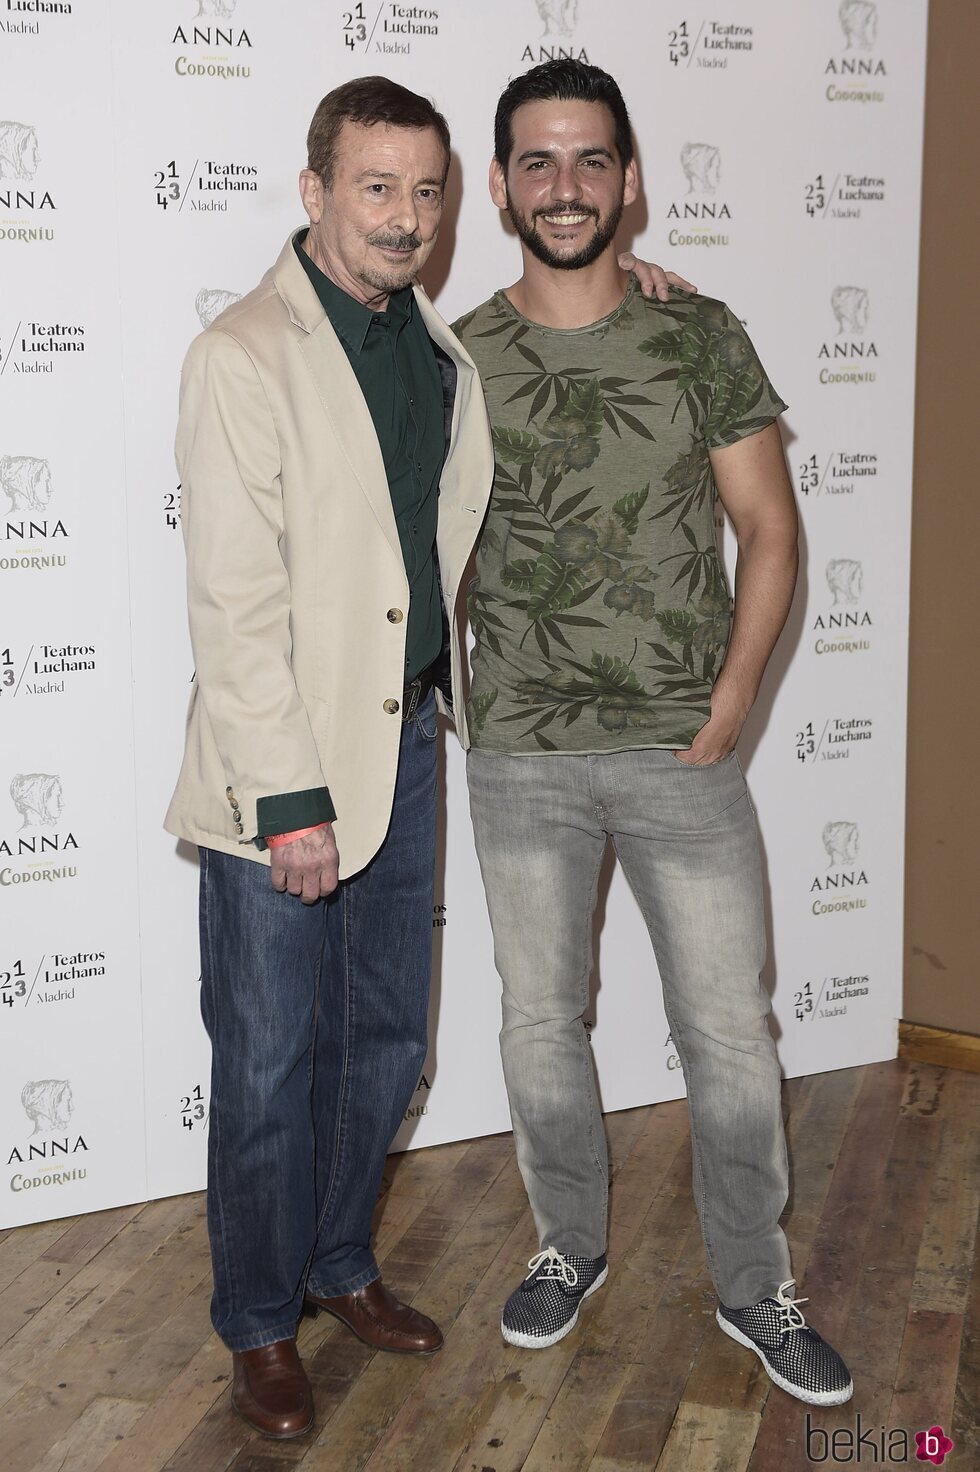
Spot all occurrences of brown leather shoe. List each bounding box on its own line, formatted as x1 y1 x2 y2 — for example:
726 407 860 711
231 1338 314 1439
305 1278 443 1354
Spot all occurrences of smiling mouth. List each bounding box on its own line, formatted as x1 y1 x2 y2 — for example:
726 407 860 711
538 212 594 227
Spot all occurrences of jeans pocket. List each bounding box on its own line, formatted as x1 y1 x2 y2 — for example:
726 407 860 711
671 750 736 767
414 693 438 742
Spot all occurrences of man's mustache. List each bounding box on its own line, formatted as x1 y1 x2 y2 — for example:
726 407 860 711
368 231 423 251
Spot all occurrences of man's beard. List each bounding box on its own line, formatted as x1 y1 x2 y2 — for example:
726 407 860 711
358 228 424 294
506 196 624 271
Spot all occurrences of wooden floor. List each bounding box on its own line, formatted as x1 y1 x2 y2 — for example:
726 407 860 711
1 1058 977 1472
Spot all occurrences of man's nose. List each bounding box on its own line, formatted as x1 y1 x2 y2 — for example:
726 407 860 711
390 192 420 235
551 165 580 202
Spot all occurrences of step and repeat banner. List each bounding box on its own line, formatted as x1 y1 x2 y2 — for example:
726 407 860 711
0 0 927 1226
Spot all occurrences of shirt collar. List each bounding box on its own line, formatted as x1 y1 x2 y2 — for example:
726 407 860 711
294 230 414 354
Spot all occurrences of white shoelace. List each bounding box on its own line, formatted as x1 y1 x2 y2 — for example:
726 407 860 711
526 1246 579 1289
775 1279 810 1335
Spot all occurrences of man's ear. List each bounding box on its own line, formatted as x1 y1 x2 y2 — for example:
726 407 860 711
299 168 324 224
489 157 508 211
623 158 639 210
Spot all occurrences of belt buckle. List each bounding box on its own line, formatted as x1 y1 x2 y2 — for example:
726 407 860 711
403 676 422 722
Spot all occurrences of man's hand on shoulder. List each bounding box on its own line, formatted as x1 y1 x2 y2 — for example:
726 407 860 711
269 823 340 903
618 252 698 302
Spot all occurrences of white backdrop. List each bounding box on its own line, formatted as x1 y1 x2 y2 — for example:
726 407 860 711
0 0 927 1226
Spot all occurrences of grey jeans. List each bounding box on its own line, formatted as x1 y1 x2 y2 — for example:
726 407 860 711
466 745 792 1309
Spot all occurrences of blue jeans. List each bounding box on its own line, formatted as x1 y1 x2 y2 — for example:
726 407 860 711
467 746 792 1309
198 691 437 1351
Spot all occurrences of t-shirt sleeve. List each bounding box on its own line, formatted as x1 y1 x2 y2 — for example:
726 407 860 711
702 301 788 448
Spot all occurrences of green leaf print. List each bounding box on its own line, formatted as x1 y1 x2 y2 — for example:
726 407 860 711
501 558 538 592
612 484 650 535
589 652 645 697
655 608 699 643
492 426 541 466
526 548 588 621
561 378 606 438
469 688 498 735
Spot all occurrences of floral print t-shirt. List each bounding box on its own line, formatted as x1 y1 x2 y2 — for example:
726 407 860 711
453 279 787 753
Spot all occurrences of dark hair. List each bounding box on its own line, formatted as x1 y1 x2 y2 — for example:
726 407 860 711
494 59 634 173
307 76 451 189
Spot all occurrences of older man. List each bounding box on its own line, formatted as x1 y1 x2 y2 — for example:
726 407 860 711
165 77 496 1437
166 74 679 1438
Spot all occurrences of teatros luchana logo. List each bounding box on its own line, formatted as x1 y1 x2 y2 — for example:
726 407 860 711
0 640 96 697
342 2 440 59
0 320 86 377
0 454 69 573
520 0 589 65
6 1079 89 1195
0 121 56 243
1 772 80 887
798 447 878 501
666 143 731 248
794 969 871 1022
805 169 885 221
1 2 73 39
171 0 252 81
810 821 869 917
818 287 877 385
796 715 873 765
666 18 754 70
813 558 872 655
825 1 886 104
152 157 257 214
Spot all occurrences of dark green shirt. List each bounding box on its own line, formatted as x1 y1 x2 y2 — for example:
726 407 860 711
294 233 445 684
253 237 446 845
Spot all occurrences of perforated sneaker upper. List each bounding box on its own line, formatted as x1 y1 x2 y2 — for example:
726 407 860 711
502 1249 607 1341
718 1282 852 1398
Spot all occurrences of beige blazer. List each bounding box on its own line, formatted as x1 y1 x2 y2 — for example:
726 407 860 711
165 232 493 879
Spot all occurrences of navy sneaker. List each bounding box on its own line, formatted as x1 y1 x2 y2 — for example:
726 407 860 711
501 1246 608 1348
716 1279 853 1406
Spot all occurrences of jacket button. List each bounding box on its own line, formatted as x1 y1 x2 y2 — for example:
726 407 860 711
232 810 242 823
234 823 244 834
225 786 234 798
383 698 400 715
386 608 404 623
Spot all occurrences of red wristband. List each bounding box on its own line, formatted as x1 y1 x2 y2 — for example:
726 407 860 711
265 823 328 849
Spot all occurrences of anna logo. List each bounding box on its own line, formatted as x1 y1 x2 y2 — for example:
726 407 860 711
10 772 63 829
822 820 859 867
832 285 869 335
0 455 51 513
195 288 241 329
826 558 863 606
819 289 877 378
0 121 38 182
839 0 877 50
536 0 577 39
523 0 587 62
22 1078 73 1134
1 772 79 880
681 142 721 195
811 822 868 910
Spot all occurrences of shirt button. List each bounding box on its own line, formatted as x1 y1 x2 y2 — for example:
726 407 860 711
387 608 404 623
383 698 400 715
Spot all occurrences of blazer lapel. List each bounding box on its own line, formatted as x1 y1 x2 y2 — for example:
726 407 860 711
273 233 401 563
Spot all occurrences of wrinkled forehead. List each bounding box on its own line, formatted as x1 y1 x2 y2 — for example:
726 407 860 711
332 119 449 183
